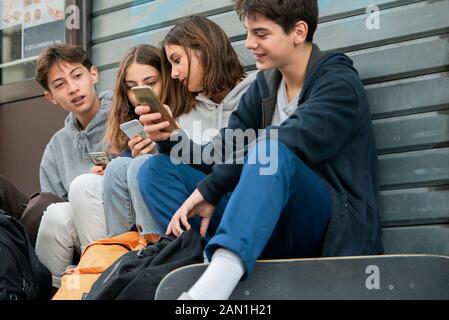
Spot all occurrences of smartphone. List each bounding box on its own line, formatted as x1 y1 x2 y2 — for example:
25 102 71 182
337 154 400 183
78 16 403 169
88 151 110 168
131 85 179 132
120 119 148 140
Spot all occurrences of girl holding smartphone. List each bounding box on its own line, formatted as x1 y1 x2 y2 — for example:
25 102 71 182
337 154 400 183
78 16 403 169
108 16 257 238
40 28 256 286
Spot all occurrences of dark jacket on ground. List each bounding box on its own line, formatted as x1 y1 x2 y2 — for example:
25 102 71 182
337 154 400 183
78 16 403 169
158 44 384 257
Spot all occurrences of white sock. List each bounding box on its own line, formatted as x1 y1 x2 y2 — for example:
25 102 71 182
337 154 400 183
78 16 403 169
185 248 245 300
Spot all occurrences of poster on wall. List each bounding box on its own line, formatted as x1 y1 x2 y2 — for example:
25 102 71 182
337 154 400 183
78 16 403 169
0 0 65 64
23 0 65 58
1 0 23 63
1 0 23 28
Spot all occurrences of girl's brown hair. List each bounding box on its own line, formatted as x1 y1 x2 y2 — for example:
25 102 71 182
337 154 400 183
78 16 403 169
105 44 193 154
161 15 246 103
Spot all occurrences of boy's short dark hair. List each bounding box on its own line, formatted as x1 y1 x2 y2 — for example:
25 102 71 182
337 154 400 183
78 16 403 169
35 44 93 91
234 0 318 42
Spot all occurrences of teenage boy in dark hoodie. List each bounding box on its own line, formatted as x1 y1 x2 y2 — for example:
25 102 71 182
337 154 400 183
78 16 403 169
136 0 384 300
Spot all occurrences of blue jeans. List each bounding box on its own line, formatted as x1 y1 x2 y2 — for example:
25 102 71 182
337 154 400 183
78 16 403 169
138 140 331 275
104 155 160 236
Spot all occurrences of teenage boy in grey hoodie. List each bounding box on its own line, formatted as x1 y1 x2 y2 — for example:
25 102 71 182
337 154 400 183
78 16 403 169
36 45 112 200
33 44 112 288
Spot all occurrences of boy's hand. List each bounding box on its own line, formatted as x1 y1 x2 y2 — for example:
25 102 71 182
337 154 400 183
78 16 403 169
166 188 215 237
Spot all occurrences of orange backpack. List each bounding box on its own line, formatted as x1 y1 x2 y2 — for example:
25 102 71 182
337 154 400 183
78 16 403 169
52 231 159 300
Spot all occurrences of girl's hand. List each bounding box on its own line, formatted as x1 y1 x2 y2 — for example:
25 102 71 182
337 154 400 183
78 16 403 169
135 104 179 142
128 135 156 158
90 165 105 176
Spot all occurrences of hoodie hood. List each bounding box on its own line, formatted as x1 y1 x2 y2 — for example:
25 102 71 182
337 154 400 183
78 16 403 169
195 71 258 112
64 90 113 158
260 45 357 127
300 51 358 101
179 72 258 144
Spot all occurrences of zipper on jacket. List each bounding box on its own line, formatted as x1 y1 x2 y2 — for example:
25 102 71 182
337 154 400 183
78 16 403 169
22 278 31 299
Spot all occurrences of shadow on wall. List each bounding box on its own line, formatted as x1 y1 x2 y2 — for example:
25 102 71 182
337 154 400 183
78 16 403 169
0 96 68 195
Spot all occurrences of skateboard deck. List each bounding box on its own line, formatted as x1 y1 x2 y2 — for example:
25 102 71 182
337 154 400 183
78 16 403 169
155 254 449 300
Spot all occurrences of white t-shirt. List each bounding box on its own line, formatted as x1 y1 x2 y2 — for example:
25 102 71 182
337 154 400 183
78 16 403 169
271 78 301 126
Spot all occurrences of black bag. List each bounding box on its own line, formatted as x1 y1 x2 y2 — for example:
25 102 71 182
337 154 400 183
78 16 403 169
85 230 204 300
0 210 52 300
0 175 29 220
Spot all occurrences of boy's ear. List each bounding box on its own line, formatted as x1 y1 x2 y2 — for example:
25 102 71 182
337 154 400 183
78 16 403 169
293 21 309 44
89 66 99 84
44 90 58 105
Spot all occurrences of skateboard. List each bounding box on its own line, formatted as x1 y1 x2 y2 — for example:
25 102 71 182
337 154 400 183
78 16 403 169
155 254 449 300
